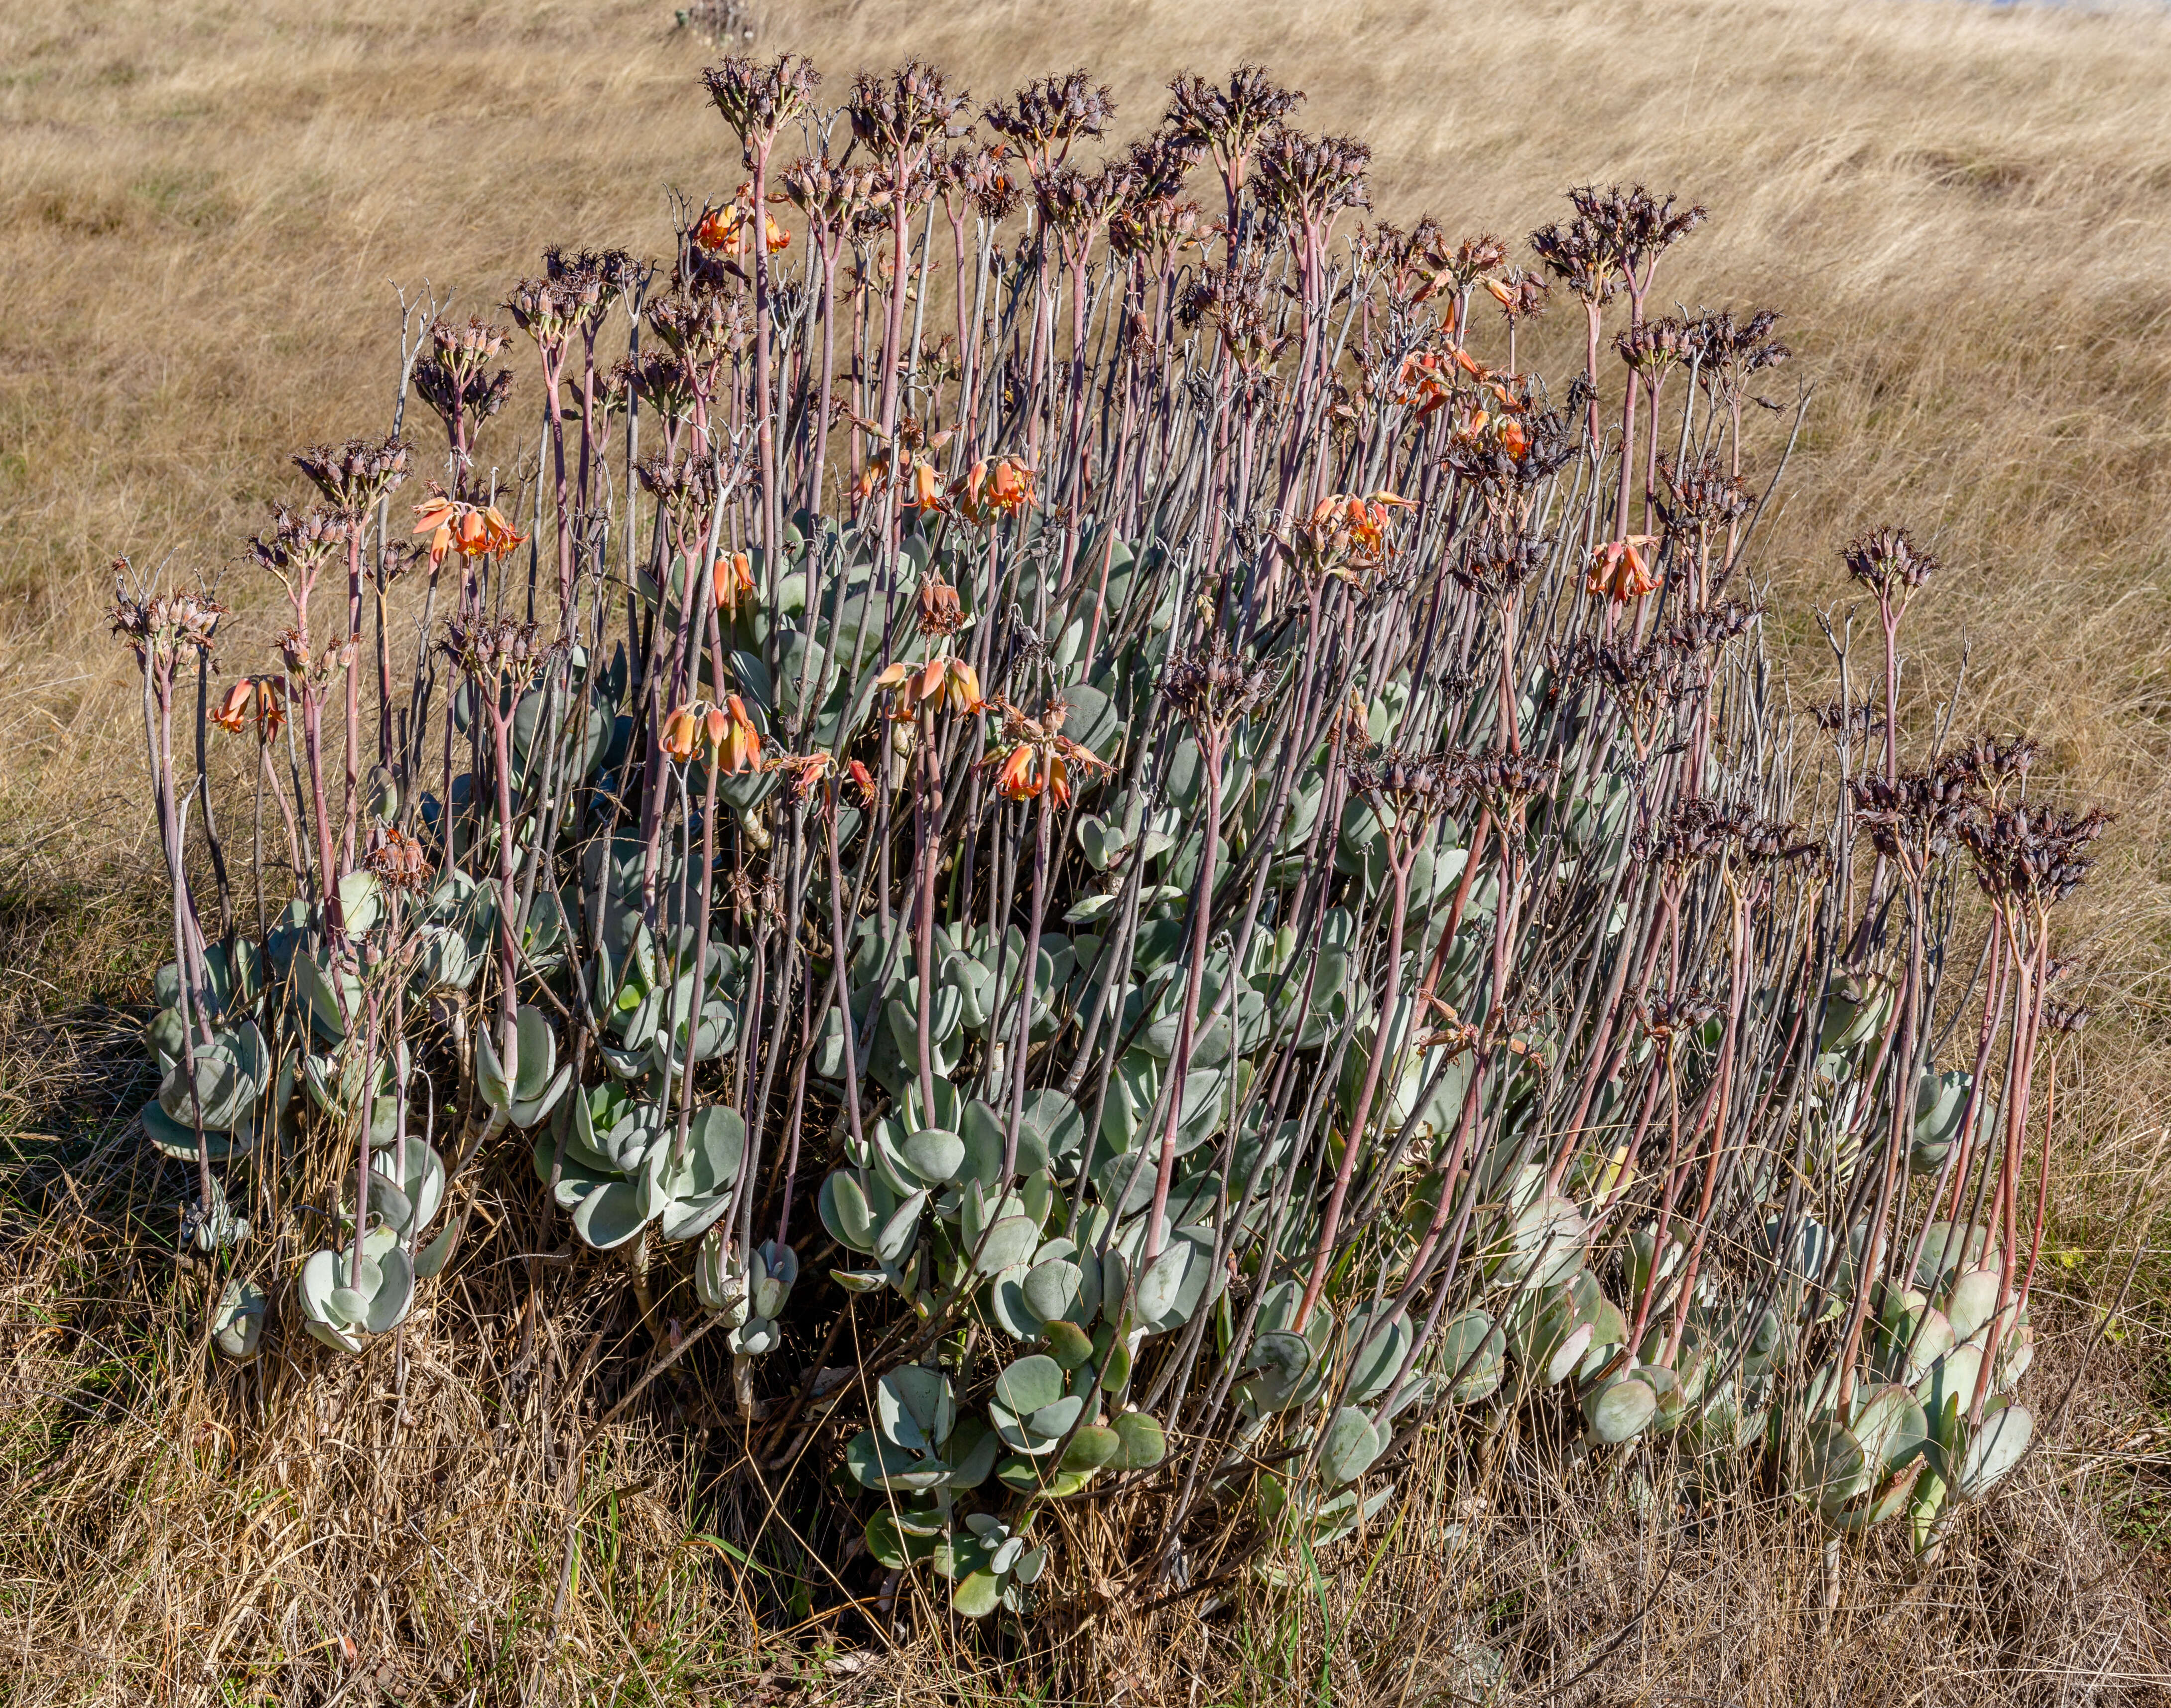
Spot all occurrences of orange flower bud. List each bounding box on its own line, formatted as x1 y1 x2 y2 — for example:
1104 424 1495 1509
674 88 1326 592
720 694 762 774
661 704 700 763
995 744 1039 800
212 681 253 734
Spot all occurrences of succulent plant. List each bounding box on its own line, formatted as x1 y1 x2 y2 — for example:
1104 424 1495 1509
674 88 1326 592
113 60 2093 1621
297 1227 415 1352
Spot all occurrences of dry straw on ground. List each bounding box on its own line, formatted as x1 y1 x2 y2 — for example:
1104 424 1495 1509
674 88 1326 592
4 0 2171 1702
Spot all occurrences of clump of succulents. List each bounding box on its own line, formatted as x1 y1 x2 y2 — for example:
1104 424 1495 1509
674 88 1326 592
116 53 2099 1630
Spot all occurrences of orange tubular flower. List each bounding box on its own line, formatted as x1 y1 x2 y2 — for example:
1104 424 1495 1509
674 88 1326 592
413 489 524 567
695 189 790 258
993 743 1040 801
714 550 756 613
847 759 877 804
769 749 834 803
1588 535 1662 603
661 703 702 763
716 695 762 774
951 455 1036 526
214 676 287 739
211 680 253 734
877 655 983 718
904 459 944 511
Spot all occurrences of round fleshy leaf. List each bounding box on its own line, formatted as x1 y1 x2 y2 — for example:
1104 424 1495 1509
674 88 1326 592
901 1128 966 1184
878 1365 955 1453
1060 1424 1121 1472
1584 1376 1658 1445
1111 1410 1166 1469
364 1247 415 1335
1319 1406 1382 1486
1043 1319 1095 1371
571 1177 652 1251
993 1354 1066 1416
975 1215 1040 1277
1954 1401 2032 1499
819 1171 877 1253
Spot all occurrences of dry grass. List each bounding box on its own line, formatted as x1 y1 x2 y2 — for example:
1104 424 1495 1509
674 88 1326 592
6 0 2171 1700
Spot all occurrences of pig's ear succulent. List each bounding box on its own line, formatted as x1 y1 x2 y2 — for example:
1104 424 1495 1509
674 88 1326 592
297 1228 414 1354
210 1276 267 1360
105 109 2081 1635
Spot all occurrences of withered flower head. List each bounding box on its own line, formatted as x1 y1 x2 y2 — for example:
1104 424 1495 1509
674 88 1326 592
984 70 1116 164
1249 127 1371 232
1450 524 1549 604
293 435 409 518
1162 635 1276 734
1033 160 1132 240
1654 453 1753 537
1163 65 1303 165
110 565 224 664
366 826 432 892
412 319 516 440
1637 988 1722 1044
701 53 821 158
941 143 1022 222
1685 308 1790 399
1843 527 1938 605
542 246 642 322
849 60 970 173
1460 751 1561 812
1568 183 1706 279
250 503 347 582
1615 314 1693 383
647 284 751 366
444 615 554 688
1442 406 1574 493
1660 598 1760 660
919 574 966 637
1943 732 2037 794
1351 746 1468 826
1852 763 1982 868
1121 129 1203 204
1484 267 1551 325
1959 801 2109 908
1528 212 1618 305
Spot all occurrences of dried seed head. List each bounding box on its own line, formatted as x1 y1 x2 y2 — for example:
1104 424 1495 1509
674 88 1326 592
1685 308 1790 400
984 70 1116 163
1162 635 1275 733
1567 183 1706 277
249 503 346 581
1250 127 1371 231
1843 527 1939 603
1449 525 1549 604
366 826 432 892
1959 801 2109 907
1163 65 1303 164
1615 314 1693 383
1459 751 1561 811
1654 453 1753 536
646 287 751 364
1528 213 1618 305
701 53 821 158
110 565 224 663
1351 747 1468 825
293 435 409 518
412 319 515 436
444 615 556 689
849 60 970 175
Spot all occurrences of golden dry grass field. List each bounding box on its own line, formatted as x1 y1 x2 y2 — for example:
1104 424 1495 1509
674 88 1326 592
7 0 2171 1701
